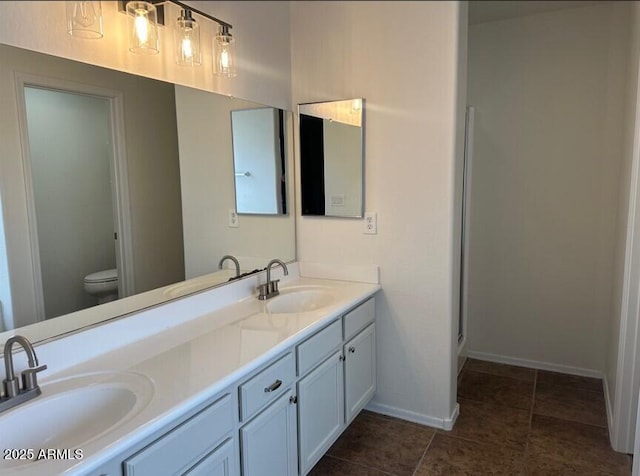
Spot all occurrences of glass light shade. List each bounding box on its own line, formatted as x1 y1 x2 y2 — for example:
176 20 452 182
127 1 159 55
66 1 103 39
174 10 201 66
213 26 236 77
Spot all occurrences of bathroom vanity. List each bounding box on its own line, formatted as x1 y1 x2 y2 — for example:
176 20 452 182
0 264 379 476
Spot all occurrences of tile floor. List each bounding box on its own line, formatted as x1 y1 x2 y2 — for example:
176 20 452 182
310 358 633 475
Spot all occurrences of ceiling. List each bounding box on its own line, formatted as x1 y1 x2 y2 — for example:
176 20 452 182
468 1 601 25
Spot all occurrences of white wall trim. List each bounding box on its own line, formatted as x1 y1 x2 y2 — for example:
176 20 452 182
459 106 475 344
604 376 615 445
611 35 640 453
466 350 603 379
13 73 45 323
365 401 460 431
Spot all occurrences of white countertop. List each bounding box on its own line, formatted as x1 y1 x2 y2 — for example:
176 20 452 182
0 266 379 475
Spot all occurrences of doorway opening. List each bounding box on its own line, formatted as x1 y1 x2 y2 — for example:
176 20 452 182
15 75 134 321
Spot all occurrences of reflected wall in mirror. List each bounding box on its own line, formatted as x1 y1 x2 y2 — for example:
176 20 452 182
231 108 288 215
0 43 295 342
299 98 365 218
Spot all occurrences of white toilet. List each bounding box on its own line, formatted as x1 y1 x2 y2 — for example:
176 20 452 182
83 268 119 304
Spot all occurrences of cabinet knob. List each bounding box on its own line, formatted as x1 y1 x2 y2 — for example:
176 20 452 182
348 347 355 353
289 395 298 404
339 354 345 361
264 379 282 393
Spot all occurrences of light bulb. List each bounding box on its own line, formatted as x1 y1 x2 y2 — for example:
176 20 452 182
221 48 230 69
181 38 193 60
213 25 236 77
134 12 149 45
174 9 201 66
127 1 158 55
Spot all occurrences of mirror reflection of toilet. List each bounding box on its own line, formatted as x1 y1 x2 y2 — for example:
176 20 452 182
83 269 118 304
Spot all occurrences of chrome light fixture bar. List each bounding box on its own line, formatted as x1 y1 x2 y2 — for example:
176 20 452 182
116 0 235 75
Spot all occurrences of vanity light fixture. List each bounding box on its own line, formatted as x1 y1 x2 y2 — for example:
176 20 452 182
66 1 104 39
108 1 235 74
174 9 201 66
213 24 236 77
127 1 159 54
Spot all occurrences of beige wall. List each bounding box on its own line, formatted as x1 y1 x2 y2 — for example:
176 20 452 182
291 1 466 425
0 1 292 110
175 86 295 278
0 44 184 327
466 3 630 372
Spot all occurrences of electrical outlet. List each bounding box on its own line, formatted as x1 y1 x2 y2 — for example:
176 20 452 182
228 209 239 228
364 211 377 234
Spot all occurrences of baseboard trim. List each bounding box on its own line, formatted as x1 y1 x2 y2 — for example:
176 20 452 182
466 350 603 379
603 376 616 447
365 401 460 431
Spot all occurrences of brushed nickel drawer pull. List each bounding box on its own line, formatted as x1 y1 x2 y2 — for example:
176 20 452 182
264 379 282 393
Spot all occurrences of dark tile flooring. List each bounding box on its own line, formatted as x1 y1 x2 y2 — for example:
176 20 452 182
310 358 633 475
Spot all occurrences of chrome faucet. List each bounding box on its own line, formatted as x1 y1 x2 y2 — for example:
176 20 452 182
258 259 289 300
219 254 241 277
0 335 47 413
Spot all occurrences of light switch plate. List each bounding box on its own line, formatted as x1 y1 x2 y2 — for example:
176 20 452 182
228 209 239 228
364 211 377 234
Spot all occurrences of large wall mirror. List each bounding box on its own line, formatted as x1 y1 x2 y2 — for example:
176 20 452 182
0 43 295 344
299 98 365 218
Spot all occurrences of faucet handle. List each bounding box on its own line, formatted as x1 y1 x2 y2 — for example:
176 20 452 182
257 283 270 301
269 279 280 295
21 365 47 391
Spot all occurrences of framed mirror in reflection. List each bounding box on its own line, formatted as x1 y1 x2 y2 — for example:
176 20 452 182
0 43 295 343
299 98 365 218
231 108 288 215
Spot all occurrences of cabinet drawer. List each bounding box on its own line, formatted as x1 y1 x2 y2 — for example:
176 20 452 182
343 298 375 341
297 319 342 377
124 394 233 475
239 353 294 422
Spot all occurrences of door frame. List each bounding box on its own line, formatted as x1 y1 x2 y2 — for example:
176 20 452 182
14 73 135 320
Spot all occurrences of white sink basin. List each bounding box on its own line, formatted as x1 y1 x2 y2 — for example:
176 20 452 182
0 371 153 470
266 286 335 314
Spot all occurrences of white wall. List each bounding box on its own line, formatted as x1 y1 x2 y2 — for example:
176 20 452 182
291 1 467 427
175 86 295 278
25 87 115 319
466 3 630 373
0 44 184 328
0 1 291 110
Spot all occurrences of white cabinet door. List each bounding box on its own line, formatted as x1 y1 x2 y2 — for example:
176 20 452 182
240 390 298 476
185 438 236 476
297 350 345 475
344 323 376 423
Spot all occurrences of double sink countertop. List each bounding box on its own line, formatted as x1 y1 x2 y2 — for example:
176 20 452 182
0 263 380 475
